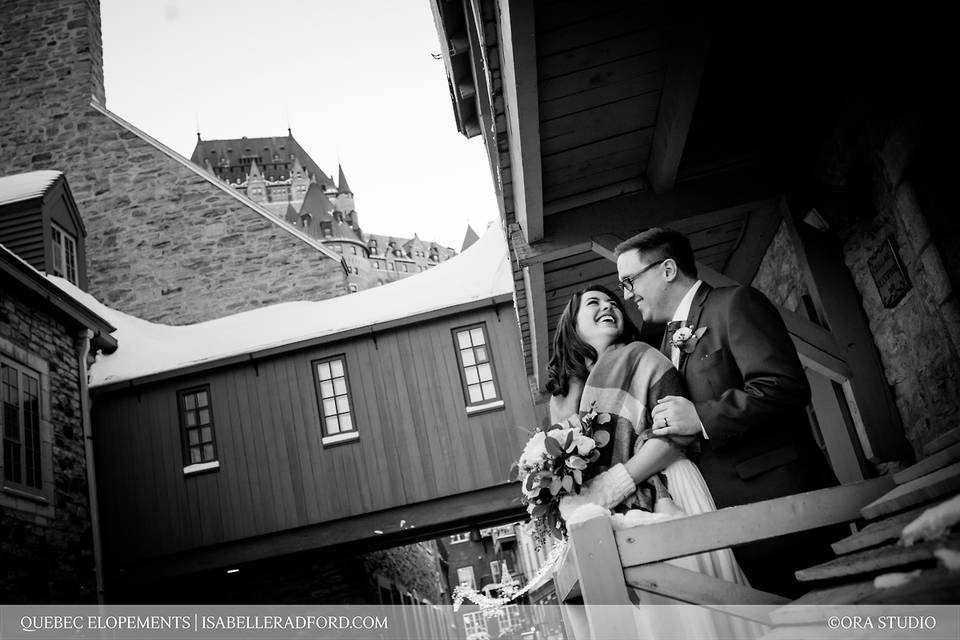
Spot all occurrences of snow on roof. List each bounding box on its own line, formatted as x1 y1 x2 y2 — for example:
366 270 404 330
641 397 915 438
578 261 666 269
48 223 512 388
0 170 62 207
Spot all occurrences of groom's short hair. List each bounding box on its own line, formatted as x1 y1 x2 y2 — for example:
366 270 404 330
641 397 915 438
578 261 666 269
615 227 698 279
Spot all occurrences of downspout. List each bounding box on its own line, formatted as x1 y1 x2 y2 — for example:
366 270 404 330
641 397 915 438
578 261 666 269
77 329 105 604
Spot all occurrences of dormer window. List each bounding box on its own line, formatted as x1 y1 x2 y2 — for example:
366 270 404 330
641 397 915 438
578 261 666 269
50 223 78 285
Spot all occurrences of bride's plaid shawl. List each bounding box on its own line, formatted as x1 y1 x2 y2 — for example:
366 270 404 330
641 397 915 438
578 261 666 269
580 341 689 512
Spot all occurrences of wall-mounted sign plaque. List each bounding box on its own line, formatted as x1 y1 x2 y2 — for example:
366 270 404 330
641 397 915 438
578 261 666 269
868 237 911 309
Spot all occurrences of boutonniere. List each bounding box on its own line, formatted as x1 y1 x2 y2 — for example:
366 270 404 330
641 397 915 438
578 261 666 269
670 325 708 354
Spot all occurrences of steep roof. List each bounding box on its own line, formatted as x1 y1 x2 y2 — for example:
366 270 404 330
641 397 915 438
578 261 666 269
52 223 511 387
337 164 352 194
190 134 337 190
461 224 480 252
300 183 335 222
0 170 62 206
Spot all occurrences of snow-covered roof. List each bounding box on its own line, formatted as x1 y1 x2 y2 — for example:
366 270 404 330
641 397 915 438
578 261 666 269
48 223 512 388
0 170 62 207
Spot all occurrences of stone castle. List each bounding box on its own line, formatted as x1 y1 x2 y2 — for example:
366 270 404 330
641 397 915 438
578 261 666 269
190 134 459 292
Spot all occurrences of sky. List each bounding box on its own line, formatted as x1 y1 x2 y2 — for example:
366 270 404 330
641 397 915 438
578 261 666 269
99 0 498 250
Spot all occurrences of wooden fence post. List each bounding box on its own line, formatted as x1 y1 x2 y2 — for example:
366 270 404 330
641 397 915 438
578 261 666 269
562 514 637 639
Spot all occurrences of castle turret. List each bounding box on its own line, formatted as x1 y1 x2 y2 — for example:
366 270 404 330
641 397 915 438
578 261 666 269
246 159 266 203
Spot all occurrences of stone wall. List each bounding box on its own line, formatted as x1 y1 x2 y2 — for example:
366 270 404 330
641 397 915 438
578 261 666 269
0 0 347 325
0 288 95 603
835 122 960 456
751 220 807 314
748 118 960 459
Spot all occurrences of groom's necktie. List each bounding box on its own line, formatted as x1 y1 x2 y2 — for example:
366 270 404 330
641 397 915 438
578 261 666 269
661 320 683 359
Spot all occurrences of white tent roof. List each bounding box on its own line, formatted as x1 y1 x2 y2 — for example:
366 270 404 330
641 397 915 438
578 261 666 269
49 223 512 388
0 170 62 207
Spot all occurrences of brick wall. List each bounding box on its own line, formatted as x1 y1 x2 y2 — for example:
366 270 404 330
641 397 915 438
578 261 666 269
0 289 95 603
0 0 347 324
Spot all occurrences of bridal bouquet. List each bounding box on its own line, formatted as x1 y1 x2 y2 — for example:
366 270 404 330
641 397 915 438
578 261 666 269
511 403 611 544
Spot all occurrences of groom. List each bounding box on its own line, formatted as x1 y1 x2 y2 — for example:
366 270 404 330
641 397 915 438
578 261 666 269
615 227 838 597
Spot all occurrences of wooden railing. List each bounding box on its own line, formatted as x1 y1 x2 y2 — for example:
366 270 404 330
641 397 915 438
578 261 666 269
553 477 894 639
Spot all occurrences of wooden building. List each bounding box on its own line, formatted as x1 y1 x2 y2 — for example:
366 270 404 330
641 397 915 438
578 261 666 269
429 0 959 628
84 224 535 601
430 0 956 480
0 170 117 603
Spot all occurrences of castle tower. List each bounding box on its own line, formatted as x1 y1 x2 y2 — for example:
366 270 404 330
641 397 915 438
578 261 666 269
245 159 267 203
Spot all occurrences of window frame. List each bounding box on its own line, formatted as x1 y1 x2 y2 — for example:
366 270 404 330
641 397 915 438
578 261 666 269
50 222 79 285
1 356 43 493
177 385 220 475
0 339 53 510
451 323 505 415
312 355 360 447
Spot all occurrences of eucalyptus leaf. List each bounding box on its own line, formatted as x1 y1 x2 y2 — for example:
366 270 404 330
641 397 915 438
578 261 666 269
593 430 610 448
544 436 563 458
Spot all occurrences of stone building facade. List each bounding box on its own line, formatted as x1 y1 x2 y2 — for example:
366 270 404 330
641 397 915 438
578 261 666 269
1 236 116 603
0 0 347 325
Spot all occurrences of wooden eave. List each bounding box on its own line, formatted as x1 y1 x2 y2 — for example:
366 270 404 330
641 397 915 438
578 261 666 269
90 294 513 395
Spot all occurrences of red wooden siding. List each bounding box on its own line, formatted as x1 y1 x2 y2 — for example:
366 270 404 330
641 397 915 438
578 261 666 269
91 302 535 566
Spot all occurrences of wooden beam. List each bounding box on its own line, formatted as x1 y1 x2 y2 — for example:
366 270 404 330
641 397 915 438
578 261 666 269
498 0 543 242
647 21 707 194
723 199 784 283
616 478 892 567
534 168 778 264
784 213 911 462
118 482 525 582
523 263 549 390
625 562 788 608
564 515 637 636
860 460 960 519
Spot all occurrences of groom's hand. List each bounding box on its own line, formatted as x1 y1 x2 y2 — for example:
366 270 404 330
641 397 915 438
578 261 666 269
652 396 702 437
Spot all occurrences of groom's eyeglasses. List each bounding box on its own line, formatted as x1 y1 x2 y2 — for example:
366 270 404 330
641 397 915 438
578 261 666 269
618 259 666 294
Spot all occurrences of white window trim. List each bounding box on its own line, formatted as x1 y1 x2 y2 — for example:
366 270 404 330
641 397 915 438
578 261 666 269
183 460 220 476
465 399 505 415
50 222 78 285
322 431 359 446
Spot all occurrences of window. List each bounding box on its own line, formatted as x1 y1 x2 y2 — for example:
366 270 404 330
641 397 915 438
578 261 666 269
371 260 380 269
450 532 470 544
457 566 476 590
1 358 42 490
313 356 358 445
178 386 219 474
490 561 501 584
50 223 78 285
453 324 503 413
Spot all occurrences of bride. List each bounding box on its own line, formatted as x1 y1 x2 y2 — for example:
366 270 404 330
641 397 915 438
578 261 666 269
546 285 764 637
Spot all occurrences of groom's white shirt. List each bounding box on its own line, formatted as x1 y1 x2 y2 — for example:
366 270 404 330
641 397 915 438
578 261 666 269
670 280 703 368
670 279 708 438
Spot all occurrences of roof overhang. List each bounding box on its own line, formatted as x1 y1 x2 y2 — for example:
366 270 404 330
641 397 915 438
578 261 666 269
1 244 117 353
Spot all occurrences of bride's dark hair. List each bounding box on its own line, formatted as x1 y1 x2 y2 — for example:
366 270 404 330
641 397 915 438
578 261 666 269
545 284 641 397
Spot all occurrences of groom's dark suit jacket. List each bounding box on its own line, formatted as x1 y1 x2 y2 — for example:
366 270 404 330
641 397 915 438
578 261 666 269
670 282 838 596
